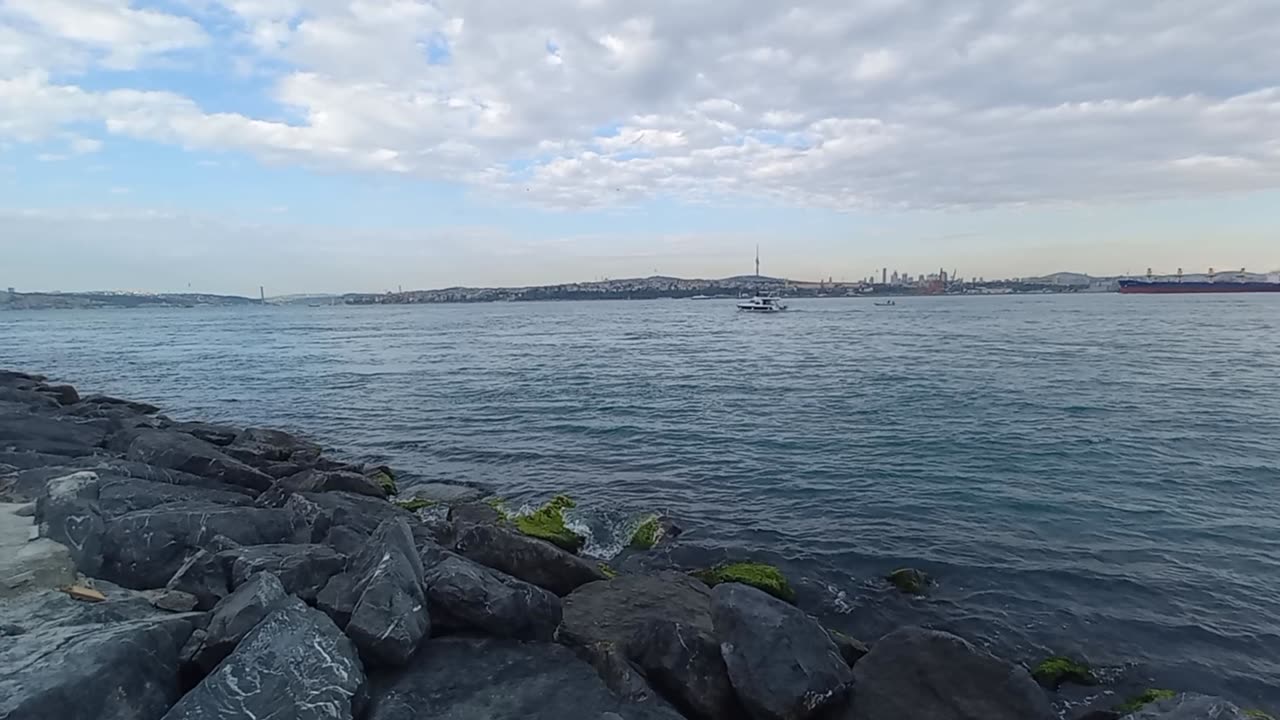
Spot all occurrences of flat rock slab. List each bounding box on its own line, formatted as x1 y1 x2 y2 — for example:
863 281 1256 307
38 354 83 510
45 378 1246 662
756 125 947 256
0 589 198 720
0 502 76 598
163 597 366 720
365 636 685 720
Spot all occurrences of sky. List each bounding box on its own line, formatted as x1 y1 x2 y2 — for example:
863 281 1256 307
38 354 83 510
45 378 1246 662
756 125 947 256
1 0 1278 295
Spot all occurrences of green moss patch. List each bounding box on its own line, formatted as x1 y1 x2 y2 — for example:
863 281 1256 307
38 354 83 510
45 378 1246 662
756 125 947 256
598 563 618 579
1245 710 1276 720
629 515 661 550
1114 689 1176 714
886 568 930 595
368 466 398 496
514 494 586 554
1031 656 1096 689
692 562 796 603
394 497 434 512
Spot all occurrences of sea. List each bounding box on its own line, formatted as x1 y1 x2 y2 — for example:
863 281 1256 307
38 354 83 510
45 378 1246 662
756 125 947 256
4 294 1279 713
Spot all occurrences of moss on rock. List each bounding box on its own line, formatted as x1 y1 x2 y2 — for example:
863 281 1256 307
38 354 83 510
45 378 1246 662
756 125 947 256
1030 656 1096 689
597 562 618 579
692 562 796 603
513 494 586 554
629 515 661 550
395 497 433 512
1114 689 1176 714
368 466 398 496
1245 710 1276 720
886 568 930 595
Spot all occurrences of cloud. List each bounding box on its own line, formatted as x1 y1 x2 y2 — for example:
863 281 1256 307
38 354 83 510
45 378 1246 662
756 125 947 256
1 0 1279 210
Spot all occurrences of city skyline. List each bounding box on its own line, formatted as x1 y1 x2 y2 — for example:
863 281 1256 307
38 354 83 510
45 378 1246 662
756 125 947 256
2 1 1279 295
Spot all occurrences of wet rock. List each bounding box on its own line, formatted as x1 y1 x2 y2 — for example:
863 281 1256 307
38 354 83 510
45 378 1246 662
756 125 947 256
627 617 745 720
40 384 81 406
424 553 561 640
1121 694 1248 719
163 597 366 720
227 543 347 603
1032 655 1097 690
81 394 161 415
101 505 293 589
0 588 198 720
456 521 606 596
711 583 851 720
181 571 290 678
276 468 388 499
364 636 684 720
126 429 273 492
826 628 870 666
846 626 1055 720
401 481 487 506
229 427 323 463
449 500 505 526
320 517 429 667
561 571 715 647
886 567 931 595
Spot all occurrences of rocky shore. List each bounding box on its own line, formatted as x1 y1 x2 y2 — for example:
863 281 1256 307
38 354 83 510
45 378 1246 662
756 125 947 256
0 368 1270 720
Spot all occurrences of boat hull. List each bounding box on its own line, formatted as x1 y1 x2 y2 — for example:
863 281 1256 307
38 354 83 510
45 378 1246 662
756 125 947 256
1119 281 1280 294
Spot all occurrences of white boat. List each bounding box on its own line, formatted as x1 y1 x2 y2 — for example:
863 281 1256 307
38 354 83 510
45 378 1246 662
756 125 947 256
737 294 787 313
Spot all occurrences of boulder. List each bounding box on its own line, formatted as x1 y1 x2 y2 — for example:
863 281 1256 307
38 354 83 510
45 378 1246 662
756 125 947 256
627 618 745 720
0 415 107 456
0 588 198 720
0 386 62 411
35 470 106 575
711 583 851 720
304 490 414 541
364 636 684 720
126 429 273 492
227 544 347 603
163 597 366 720
41 384 81 406
400 481 487 506
81 393 162 415
229 427 322 463
1120 694 1248 719
846 626 1055 720
276 468 388 499
168 421 240 447
101 505 293 589
262 460 309 479
448 500 505 525
97 475 253 517
181 571 290 678
168 547 236 610
0 449 82 471
456 522 606 596
827 628 870 667
423 553 561 640
320 517 429 667
84 458 254 495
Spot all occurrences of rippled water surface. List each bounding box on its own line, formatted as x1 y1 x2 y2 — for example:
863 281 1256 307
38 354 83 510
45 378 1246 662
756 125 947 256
4 295 1280 709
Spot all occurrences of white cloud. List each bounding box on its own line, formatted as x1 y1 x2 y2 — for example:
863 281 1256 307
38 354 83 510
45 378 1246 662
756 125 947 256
1 0 1279 210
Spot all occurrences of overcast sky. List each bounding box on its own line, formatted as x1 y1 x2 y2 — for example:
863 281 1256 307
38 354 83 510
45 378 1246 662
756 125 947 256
2 0 1278 295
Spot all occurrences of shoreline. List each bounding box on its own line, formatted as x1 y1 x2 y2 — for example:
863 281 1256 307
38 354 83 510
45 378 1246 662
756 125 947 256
1 368 1271 720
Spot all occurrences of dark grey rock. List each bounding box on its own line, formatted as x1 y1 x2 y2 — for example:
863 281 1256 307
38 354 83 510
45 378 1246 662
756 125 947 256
41 384 81 406
0 449 80 471
169 421 240 447
424 553 561 640
35 470 106 575
284 492 332 543
276 468 388 499
448 501 504 525
317 569 361 628
81 393 161 415
364 636 684 720
168 548 234 610
1121 694 1247 719
83 458 253 495
827 628 870 666
229 427 322 463
102 505 293 589
146 588 200 612
126 429 273 492
0 386 62 411
228 544 347 602
97 475 253 517
0 588 197 720
401 481 487 506
305 490 413 541
0 415 107 456
163 597 366 720
846 626 1055 720
711 583 851 720
262 460 309 479
339 518 430 667
182 571 290 677
627 618 745 720
455 522 606 596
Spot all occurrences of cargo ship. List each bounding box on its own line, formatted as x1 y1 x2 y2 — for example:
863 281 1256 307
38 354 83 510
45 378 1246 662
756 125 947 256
1118 269 1280 294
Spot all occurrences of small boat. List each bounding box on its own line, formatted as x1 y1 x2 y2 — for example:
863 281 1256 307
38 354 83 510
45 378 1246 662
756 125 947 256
737 294 787 313
874 300 897 307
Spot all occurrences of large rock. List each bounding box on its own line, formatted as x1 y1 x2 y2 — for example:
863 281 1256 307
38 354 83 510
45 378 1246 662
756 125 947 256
227 543 348 602
847 626 1055 720
400 481 487 506
711 583 851 720
561 571 715 647
34 470 107 575
301 490 414 542
101 505 294 589
97 475 253 517
181 571 290 678
168 421 240 447
275 468 387 499
81 393 161 415
0 588 198 720
365 636 684 720
126 429 273 492
320 517 429 667
456 522 607 596
229 427 323 463
163 597 366 720
1121 694 1248 719
0 415 107 456
424 553 561 640
628 618 745 720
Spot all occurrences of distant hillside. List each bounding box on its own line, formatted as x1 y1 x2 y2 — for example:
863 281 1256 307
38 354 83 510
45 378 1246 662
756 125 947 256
1 291 259 310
